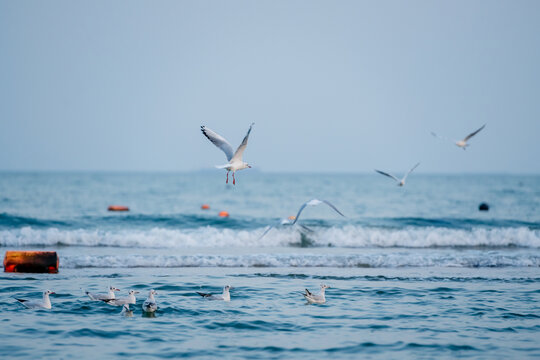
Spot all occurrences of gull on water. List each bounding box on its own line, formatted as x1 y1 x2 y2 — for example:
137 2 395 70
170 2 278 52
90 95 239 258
142 289 158 313
375 162 420 187
291 199 345 225
196 285 232 301
85 286 120 301
120 304 133 317
16 290 55 309
431 124 486 150
201 123 254 185
103 290 139 306
302 284 330 304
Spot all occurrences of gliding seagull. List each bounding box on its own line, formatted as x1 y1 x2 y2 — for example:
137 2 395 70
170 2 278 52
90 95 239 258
375 162 420 187
201 123 254 185
16 290 55 309
291 199 345 225
431 124 486 150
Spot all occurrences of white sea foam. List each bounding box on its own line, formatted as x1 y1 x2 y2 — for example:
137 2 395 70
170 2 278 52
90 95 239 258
0 225 539 249
60 252 540 268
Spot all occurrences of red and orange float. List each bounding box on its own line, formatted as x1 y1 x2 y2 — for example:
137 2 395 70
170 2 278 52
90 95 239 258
4 251 59 273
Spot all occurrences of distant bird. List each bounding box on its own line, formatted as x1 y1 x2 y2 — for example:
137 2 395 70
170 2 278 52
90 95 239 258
302 284 330 304
16 290 55 309
258 216 313 240
142 289 158 313
291 199 345 225
375 162 420 187
85 286 120 301
201 123 254 185
431 124 486 150
196 285 232 301
120 304 133 317
103 290 139 306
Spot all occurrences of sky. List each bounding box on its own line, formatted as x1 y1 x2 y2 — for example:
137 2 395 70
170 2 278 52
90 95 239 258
0 0 539 173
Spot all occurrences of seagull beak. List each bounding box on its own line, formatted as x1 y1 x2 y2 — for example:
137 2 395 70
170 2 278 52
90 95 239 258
247 165 251 168
134 291 140 294
50 292 56 295
115 288 120 291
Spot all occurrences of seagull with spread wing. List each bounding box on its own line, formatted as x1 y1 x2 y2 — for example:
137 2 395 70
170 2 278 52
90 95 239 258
291 199 345 225
431 124 486 150
201 123 254 185
375 162 420 187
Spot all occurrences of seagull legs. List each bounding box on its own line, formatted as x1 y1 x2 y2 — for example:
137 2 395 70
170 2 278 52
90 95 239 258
226 171 229 184
232 172 236 185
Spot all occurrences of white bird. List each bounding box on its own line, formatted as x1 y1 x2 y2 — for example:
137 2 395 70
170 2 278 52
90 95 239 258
102 290 139 306
375 162 420 187
291 199 345 225
85 286 120 301
16 290 55 309
196 285 232 301
303 284 330 304
431 124 486 150
120 304 133 317
142 289 158 313
258 216 313 240
201 123 254 185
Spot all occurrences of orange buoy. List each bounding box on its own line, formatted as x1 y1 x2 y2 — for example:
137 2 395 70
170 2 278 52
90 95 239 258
201 204 210 210
108 205 129 212
288 215 296 221
218 211 229 217
4 251 59 273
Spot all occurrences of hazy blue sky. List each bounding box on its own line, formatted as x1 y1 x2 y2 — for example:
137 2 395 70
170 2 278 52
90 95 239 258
1 1 539 173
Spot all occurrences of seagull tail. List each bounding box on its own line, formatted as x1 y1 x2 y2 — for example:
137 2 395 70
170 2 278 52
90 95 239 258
196 292 209 297
215 164 230 169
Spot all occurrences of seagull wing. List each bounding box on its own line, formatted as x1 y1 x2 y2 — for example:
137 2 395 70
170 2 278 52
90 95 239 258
201 126 234 161
463 124 486 142
320 200 346 218
375 170 400 183
231 123 254 162
258 225 274 240
402 162 420 182
292 199 344 225
431 131 454 144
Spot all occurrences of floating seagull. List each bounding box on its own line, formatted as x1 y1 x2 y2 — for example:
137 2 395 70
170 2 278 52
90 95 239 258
16 290 55 309
291 199 345 225
142 289 158 313
85 286 120 301
375 162 420 187
120 304 133 317
196 285 232 301
431 124 486 150
103 290 139 306
303 284 330 304
201 123 254 185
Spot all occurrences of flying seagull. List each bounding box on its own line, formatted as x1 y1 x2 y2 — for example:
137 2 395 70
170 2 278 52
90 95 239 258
431 124 486 150
291 199 345 225
302 284 330 304
196 285 232 301
375 162 420 187
16 290 55 309
258 216 314 240
201 123 254 185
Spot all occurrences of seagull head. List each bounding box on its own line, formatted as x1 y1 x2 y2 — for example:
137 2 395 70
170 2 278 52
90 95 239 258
149 289 158 296
224 285 232 291
110 286 120 292
320 284 330 290
44 290 56 295
128 290 140 295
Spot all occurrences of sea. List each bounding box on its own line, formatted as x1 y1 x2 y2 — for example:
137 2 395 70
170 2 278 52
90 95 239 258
0 172 539 359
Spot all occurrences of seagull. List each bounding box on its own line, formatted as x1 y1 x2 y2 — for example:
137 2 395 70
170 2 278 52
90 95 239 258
201 123 254 185
85 286 120 301
291 199 345 225
431 124 486 150
120 304 133 317
142 289 158 313
196 285 232 301
258 216 314 240
302 284 330 304
16 290 55 309
102 290 139 306
375 162 420 187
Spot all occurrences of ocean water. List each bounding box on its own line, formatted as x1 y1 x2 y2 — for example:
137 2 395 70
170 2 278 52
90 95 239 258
0 172 539 359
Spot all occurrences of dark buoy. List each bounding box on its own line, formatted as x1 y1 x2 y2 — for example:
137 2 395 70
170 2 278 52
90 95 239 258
478 202 489 211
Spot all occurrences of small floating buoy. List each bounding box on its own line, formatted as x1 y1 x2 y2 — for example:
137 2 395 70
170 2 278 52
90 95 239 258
288 215 296 221
108 205 129 212
4 251 59 273
478 202 489 211
218 211 229 217
201 204 210 210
